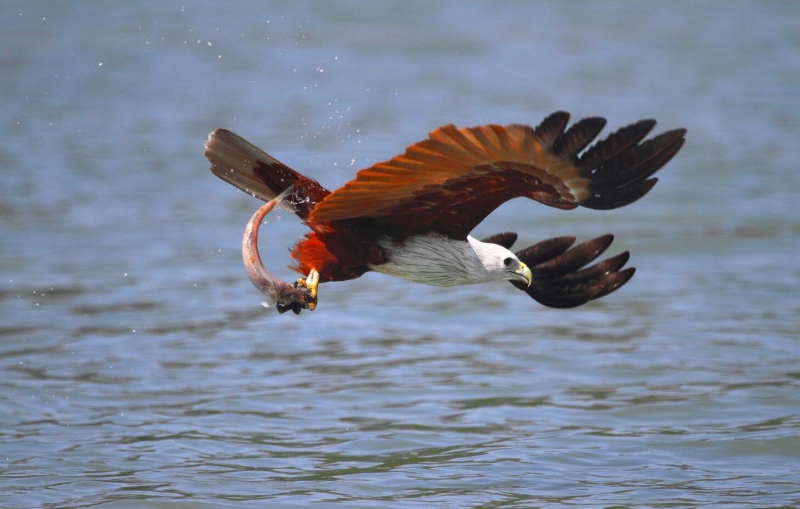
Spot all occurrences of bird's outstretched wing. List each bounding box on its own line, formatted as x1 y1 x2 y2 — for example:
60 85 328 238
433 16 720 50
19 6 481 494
484 233 634 308
310 112 685 239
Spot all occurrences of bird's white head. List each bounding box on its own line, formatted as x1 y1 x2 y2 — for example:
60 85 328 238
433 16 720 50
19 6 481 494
468 237 533 287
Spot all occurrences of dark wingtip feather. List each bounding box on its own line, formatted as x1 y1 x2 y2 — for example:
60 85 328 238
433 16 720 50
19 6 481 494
516 236 576 267
578 119 657 175
481 232 518 249
581 178 659 210
594 267 636 299
527 234 613 278
575 121 686 211
510 234 637 308
534 111 571 149
553 116 608 160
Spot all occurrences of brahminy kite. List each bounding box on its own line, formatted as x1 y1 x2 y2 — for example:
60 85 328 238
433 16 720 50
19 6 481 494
205 111 685 314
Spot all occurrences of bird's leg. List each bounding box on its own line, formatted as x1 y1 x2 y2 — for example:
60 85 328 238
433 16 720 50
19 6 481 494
295 269 319 311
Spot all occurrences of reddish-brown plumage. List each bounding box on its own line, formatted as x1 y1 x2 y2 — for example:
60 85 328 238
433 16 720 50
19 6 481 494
205 111 686 311
290 233 339 278
290 227 385 282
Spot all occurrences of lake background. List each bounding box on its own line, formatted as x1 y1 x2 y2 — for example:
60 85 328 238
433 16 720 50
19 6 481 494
2 2 799 507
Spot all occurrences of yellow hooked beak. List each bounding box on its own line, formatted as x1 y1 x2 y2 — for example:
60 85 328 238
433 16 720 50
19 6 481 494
514 262 533 287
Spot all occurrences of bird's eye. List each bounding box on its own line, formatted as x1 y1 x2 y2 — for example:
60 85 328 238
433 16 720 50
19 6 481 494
503 257 513 267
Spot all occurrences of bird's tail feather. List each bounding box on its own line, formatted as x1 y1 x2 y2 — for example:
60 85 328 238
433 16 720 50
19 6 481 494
204 129 331 220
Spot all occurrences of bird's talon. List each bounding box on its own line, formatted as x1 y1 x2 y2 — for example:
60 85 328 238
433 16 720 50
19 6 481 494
306 269 320 299
294 269 320 311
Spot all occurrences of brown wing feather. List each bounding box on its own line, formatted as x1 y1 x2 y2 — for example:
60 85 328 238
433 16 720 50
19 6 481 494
308 112 685 239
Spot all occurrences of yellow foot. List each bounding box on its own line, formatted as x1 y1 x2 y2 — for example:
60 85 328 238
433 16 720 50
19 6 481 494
295 269 320 311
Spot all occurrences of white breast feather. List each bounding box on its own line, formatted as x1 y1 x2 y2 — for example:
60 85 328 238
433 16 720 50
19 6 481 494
369 233 511 287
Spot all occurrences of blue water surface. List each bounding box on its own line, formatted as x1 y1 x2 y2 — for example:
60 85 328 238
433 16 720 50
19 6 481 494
1 2 799 507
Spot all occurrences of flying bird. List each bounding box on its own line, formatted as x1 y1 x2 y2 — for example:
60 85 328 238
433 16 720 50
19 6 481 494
205 111 685 314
